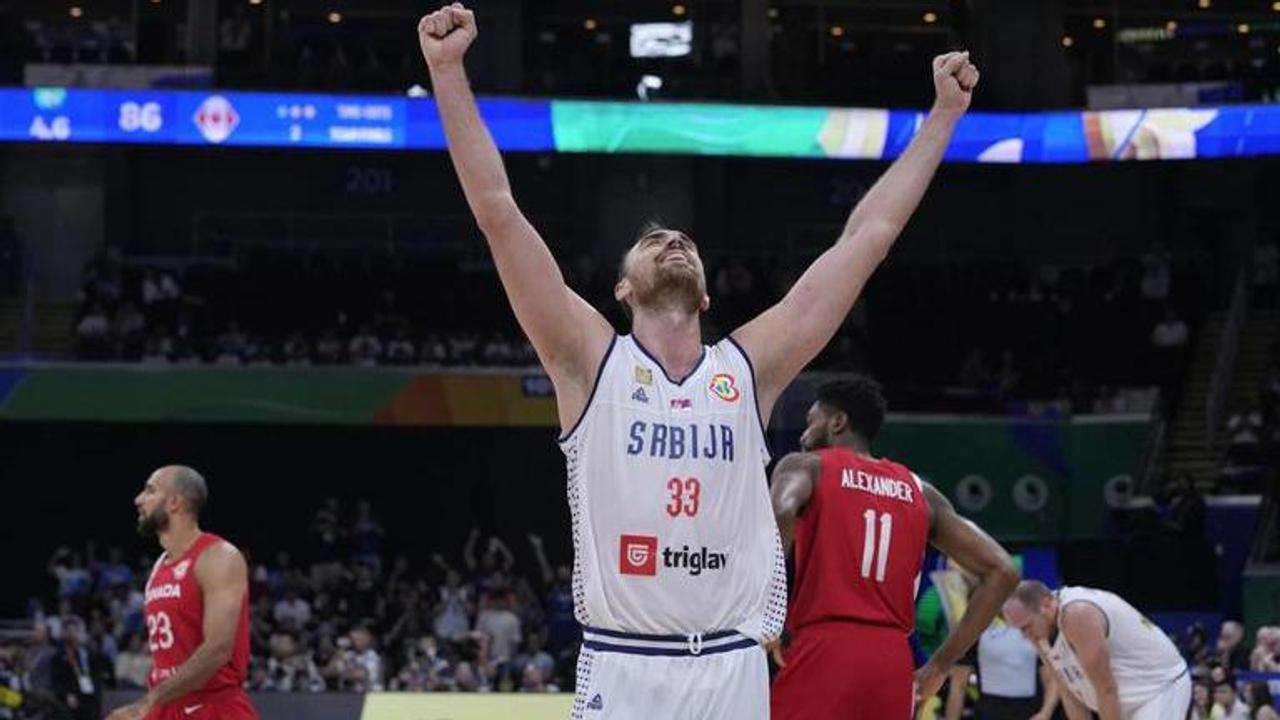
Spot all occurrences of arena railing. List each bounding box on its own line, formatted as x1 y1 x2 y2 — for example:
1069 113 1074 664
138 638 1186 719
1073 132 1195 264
1206 270 1249 453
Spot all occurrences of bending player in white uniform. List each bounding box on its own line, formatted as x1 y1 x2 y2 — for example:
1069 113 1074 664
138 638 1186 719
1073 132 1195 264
416 4 978 718
1002 580 1191 720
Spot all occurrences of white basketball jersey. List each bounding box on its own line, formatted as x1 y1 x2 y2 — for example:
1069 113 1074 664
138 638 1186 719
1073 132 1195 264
558 334 787 641
1044 586 1187 713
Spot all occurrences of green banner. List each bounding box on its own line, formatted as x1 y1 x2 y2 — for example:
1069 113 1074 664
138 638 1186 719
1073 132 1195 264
873 416 1149 541
551 100 839 157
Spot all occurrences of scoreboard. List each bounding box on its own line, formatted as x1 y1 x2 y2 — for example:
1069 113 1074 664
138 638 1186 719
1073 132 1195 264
0 87 553 150
2 86 1279 163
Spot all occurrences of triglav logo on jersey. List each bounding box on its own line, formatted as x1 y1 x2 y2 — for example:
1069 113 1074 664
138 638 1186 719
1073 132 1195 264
708 373 740 403
619 534 658 576
631 387 649 404
193 95 240 144
172 559 192 580
619 535 729 577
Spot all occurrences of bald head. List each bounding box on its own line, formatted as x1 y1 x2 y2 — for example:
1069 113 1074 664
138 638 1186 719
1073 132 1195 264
1002 580 1058 645
157 465 208 517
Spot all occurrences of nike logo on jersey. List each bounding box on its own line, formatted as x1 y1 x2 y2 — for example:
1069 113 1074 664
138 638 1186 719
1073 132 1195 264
182 704 203 715
625 421 734 462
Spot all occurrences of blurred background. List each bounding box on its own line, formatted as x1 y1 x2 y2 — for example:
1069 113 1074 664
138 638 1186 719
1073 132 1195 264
0 1 1277 719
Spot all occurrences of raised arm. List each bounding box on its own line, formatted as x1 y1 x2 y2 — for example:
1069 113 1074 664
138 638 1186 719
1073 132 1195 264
418 4 613 429
732 52 979 419
769 452 821 553
914 482 1019 702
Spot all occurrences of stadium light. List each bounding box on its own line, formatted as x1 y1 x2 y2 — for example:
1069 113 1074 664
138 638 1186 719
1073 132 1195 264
69 5 83 18
830 25 845 37
327 11 342 24
1093 18 1106 30
672 4 686 17
1062 35 1074 47
923 12 937 24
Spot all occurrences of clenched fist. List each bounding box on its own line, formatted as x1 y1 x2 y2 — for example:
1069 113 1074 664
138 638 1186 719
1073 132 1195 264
418 2 477 70
931 51 980 117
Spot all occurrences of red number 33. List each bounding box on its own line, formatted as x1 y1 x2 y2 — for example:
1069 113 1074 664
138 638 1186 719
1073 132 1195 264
666 477 700 517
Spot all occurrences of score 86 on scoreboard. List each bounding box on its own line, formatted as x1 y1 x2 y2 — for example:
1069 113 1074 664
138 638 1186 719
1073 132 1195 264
2 87 174 144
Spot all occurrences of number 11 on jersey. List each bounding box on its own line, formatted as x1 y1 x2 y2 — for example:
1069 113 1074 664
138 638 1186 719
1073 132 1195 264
860 510 892 582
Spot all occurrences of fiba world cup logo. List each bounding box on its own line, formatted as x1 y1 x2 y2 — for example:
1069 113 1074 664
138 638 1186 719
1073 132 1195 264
193 95 240 144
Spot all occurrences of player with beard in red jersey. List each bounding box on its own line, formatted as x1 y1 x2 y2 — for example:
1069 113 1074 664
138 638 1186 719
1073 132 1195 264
107 466 257 720
769 378 1019 719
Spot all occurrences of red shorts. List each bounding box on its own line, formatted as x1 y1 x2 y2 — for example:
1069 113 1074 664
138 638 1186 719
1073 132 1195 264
771 622 914 720
146 689 258 720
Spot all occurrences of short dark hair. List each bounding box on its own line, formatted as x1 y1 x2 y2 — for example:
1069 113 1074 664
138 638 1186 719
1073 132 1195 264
815 376 887 442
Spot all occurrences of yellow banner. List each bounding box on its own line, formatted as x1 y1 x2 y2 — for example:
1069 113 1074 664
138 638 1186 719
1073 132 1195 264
361 693 574 720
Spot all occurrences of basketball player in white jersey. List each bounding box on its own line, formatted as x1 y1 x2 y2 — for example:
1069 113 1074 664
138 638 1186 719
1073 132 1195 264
417 4 978 717
1002 580 1191 720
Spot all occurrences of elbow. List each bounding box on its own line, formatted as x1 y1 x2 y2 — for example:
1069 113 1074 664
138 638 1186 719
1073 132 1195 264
471 193 518 235
992 558 1021 595
209 639 235 666
844 220 899 261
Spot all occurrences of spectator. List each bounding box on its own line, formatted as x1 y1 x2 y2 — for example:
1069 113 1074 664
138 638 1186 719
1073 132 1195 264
1190 680 1217 720
474 586 522 667
1252 627 1280 671
264 631 324 692
350 499 386 569
75 304 111 359
421 334 449 365
1151 305 1190 350
215 322 248 364
974 619 1049 720
1250 681 1280 720
113 633 150 689
92 546 133 592
283 332 312 365
48 618 106 720
433 567 474 643
0 639 24 720
384 328 416 365
47 548 92 606
315 330 344 364
337 627 383 692
348 325 383 367
1218 621 1251 673
309 497 345 585
273 589 312 631
1218 680 1252 720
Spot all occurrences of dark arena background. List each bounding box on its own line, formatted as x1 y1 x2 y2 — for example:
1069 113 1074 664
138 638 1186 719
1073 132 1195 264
0 1 1278 719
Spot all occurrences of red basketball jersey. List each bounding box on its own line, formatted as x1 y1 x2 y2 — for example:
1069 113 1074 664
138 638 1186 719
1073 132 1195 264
786 447 931 633
144 532 250 696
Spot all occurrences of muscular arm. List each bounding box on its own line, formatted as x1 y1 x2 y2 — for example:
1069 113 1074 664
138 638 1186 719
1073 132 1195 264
732 53 977 419
1061 602 1123 720
920 483 1019 674
141 543 247 710
420 7 612 429
769 452 821 553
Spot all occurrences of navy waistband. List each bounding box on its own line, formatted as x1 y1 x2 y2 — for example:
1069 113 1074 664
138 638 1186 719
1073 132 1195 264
581 626 758 658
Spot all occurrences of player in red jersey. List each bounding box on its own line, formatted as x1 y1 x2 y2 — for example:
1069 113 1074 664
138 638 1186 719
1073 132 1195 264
769 378 1020 719
107 466 257 720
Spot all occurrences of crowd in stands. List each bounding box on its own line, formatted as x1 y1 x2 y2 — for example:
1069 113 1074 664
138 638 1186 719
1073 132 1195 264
1185 620 1280 720
72 238 1215 416
0 498 578 718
